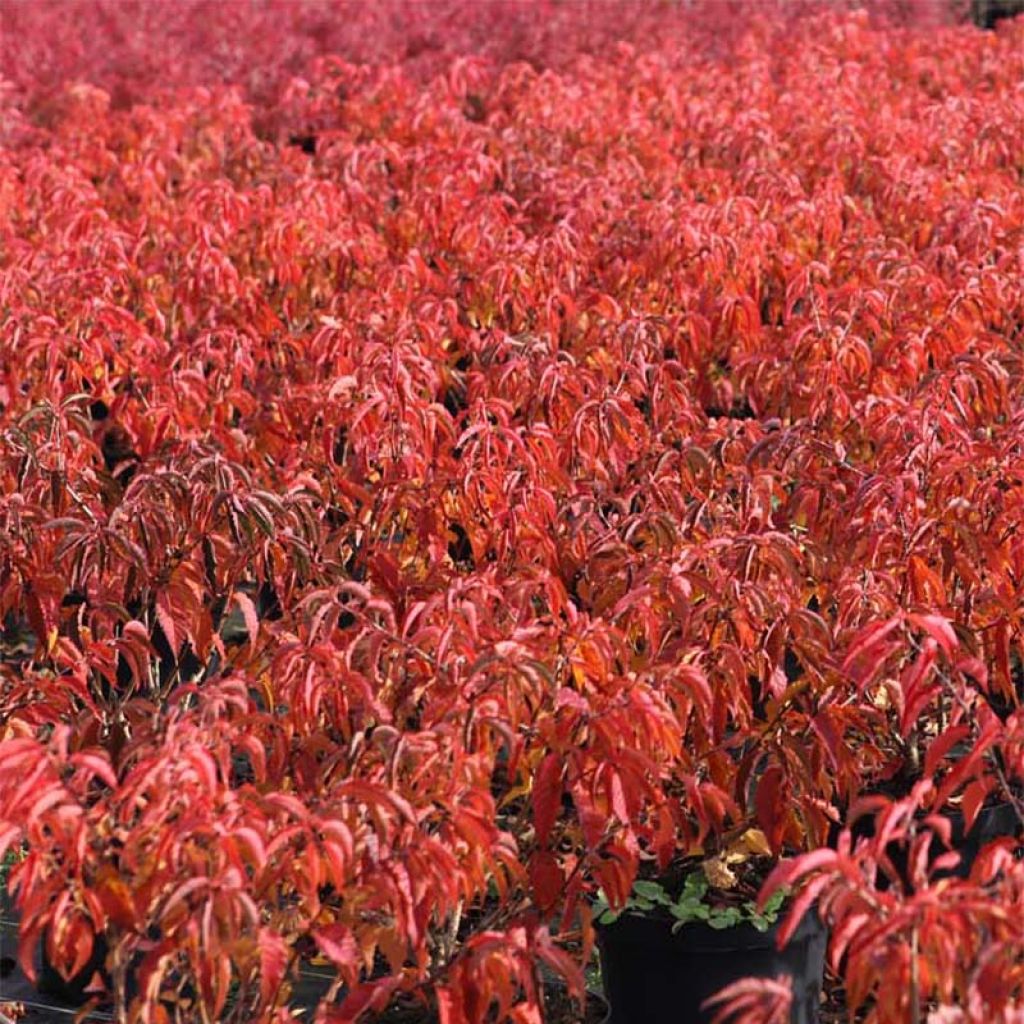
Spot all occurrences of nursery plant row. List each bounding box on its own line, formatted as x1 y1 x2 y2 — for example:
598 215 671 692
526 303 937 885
2 3 1024 1022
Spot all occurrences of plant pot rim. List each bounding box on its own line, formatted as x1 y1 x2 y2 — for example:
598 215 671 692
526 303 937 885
595 905 824 953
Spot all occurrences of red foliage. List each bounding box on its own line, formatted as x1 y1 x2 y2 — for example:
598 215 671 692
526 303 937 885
703 976 793 1024
2 2 1024 1022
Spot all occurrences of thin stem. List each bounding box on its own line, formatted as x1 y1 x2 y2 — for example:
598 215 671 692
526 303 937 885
909 925 920 1022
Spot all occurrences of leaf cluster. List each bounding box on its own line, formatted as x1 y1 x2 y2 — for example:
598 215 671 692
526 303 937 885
0 5 1024 1024
595 875 786 934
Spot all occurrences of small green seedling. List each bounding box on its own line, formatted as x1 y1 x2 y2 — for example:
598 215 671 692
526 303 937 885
595 872 787 934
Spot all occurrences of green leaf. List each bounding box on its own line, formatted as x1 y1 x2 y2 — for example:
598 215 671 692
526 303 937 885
633 880 671 903
669 897 710 924
760 887 787 923
708 907 742 929
682 872 708 899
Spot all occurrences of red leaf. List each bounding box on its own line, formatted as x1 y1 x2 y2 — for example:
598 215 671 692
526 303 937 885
840 616 903 686
828 911 872 973
534 926 585 1001
532 753 563 847
907 612 957 658
960 779 990 835
759 848 839 912
702 974 793 1024
69 751 118 789
0 823 23 870
259 928 289 1007
755 767 786 853
923 725 971 779
898 643 940 736
313 923 359 970
528 850 564 913
49 914 95 983
322 977 403 1023
775 873 830 949
436 987 466 1024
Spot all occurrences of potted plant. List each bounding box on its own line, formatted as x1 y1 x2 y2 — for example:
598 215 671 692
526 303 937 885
593 836 827 1024
573 585 867 1024
834 614 1024 890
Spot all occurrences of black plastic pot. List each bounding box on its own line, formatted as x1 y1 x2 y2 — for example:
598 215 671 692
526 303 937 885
833 798 1021 891
596 909 827 1024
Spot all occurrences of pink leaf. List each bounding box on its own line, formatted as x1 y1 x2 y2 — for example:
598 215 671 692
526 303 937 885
233 589 259 650
907 613 957 658
69 751 118 789
702 974 793 1024
155 590 177 654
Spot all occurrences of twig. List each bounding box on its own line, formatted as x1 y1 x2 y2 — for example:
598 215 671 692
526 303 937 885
909 925 920 1022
